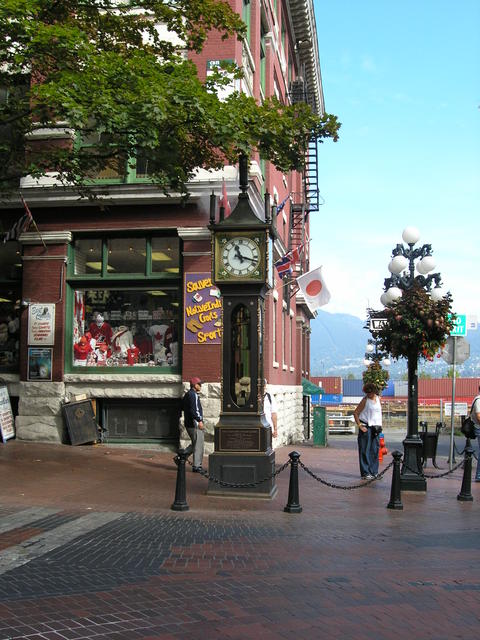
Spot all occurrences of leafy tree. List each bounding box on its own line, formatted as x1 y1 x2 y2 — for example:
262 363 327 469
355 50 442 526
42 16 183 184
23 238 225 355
0 0 340 195
418 372 432 379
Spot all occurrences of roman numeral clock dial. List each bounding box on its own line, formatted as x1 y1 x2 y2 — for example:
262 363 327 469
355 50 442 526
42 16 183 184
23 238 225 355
218 235 262 279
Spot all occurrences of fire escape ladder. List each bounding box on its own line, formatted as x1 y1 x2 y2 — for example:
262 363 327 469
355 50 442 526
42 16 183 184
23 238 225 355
304 136 319 214
290 198 305 256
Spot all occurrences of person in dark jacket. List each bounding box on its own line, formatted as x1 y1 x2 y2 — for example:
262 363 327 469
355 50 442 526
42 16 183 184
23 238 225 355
182 377 205 472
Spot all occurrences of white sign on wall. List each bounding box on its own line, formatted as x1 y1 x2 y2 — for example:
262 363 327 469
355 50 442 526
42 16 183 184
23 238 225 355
444 402 468 417
28 303 55 346
0 385 15 442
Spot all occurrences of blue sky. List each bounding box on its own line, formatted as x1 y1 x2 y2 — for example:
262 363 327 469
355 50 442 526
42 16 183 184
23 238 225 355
311 0 480 322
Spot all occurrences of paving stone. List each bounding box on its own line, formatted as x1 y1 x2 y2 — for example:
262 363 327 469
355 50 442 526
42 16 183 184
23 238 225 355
0 440 479 639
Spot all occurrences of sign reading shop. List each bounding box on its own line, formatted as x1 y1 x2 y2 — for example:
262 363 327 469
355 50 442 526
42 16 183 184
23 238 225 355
28 303 55 346
183 273 222 345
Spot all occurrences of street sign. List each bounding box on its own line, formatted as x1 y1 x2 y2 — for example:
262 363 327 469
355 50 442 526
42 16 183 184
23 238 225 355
448 314 467 336
370 318 387 331
444 402 468 417
441 336 470 365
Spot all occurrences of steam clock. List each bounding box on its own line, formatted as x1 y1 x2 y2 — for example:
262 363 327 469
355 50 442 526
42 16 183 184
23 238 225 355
208 157 276 497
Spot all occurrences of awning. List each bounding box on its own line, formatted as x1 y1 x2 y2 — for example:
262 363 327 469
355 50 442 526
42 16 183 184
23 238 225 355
302 377 324 396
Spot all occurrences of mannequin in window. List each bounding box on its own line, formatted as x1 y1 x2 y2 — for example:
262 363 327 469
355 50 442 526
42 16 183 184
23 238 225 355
89 312 113 347
74 335 92 366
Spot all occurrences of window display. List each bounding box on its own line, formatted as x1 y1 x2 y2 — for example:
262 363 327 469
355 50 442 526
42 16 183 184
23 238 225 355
72 288 179 369
0 296 20 371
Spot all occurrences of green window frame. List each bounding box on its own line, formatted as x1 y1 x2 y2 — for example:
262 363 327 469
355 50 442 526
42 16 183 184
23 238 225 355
260 28 267 95
66 234 182 374
242 0 251 45
74 129 154 185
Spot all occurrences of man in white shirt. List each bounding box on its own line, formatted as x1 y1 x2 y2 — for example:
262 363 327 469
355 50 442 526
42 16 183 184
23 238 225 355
263 379 278 439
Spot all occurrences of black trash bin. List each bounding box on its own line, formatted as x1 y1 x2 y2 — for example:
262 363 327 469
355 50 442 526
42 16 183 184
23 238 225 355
419 422 440 468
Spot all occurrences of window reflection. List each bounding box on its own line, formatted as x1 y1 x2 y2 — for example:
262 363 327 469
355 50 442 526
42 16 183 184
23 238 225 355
231 304 251 406
107 238 146 274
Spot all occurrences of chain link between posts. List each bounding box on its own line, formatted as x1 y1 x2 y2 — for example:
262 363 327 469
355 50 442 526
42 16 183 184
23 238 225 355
185 457 291 489
454 441 478 461
402 458 465 478
297 459 394 490
181 442 471 491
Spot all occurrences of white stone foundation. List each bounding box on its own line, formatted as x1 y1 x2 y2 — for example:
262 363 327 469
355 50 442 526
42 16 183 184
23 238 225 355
12 377 305 450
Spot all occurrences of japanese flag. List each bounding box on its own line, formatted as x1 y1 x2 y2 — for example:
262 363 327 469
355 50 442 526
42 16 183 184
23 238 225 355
296 266 331 313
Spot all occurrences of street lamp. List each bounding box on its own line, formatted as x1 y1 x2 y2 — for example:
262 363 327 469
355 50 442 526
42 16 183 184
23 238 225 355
364 339 390 368
381 227 444 491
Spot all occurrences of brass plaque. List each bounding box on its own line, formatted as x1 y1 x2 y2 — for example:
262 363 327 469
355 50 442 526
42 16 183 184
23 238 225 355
219 428 260 452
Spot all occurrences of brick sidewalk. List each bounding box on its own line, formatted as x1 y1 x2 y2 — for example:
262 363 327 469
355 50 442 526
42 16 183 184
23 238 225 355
0 439 479 639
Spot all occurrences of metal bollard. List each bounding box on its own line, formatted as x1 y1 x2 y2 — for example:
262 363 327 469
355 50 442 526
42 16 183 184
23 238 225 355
457 439 474 502
284 451 302 513
171 448 189 511
387 450 403 510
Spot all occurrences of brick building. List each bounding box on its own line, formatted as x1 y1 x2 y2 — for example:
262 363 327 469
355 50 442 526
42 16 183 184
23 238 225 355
0 0 324 451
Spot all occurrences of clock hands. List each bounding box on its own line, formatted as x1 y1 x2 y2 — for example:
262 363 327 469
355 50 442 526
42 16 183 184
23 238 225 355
234 244 256 263
234 244 245 263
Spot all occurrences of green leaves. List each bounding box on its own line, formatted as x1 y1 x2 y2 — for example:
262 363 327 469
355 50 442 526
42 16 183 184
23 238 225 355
369 284 455 362
362 360 389 393
0 0 340 195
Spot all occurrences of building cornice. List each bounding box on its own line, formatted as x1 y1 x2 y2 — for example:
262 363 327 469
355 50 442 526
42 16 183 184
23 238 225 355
19 231 73 245
177 227 211 241
288 0 325 115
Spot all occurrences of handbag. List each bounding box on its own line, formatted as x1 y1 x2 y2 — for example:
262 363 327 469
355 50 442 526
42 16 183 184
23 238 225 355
370 425 383 437
460 415 476 439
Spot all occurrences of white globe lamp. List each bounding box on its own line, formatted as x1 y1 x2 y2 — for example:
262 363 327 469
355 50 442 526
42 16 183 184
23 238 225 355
380 293 390 306
430 287 443 302
417 255 436 274
402 227 420 245
366 343 374 353
386 287 402 303
388 255 408 274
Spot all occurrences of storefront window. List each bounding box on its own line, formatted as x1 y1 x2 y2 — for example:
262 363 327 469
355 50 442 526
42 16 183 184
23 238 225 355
0 291 20 372
0 243 22 372
72 288 179 369
151 238 180 274
107 237 146 274
69 235 181 372
73 239 102 275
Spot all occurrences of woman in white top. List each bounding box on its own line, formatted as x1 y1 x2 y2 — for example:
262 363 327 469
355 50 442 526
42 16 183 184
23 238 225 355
353 382 383 479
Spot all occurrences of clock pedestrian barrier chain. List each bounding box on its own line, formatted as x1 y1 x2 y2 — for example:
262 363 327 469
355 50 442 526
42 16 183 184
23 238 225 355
171 446 475 512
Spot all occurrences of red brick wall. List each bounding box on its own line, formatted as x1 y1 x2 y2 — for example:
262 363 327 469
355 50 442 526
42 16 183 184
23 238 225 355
20 243 67 381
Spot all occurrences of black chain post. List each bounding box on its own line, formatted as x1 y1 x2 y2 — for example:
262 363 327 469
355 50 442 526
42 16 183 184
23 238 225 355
387 450 403 510
457 438 474 502
171 449 189 511
284 451 302 513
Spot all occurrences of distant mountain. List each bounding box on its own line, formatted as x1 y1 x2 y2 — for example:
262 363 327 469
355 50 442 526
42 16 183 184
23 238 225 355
310 310 480 379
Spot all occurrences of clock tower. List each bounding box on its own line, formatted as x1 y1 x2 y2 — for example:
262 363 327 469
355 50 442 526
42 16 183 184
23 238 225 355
208 156 276 497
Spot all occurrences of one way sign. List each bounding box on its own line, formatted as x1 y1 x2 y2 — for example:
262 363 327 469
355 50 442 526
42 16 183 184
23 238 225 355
370 318 388 331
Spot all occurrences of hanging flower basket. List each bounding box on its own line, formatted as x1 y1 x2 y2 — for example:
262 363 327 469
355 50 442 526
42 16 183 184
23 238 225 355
362 360 389 393
370 284 455 362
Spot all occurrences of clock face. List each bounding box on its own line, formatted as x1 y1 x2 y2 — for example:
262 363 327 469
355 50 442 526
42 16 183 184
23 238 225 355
221 236 261 277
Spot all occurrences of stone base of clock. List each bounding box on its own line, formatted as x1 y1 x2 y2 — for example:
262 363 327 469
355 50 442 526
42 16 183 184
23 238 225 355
206 450 277 498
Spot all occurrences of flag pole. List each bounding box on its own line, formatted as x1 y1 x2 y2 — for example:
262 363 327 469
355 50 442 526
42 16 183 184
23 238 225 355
20 195 47 251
